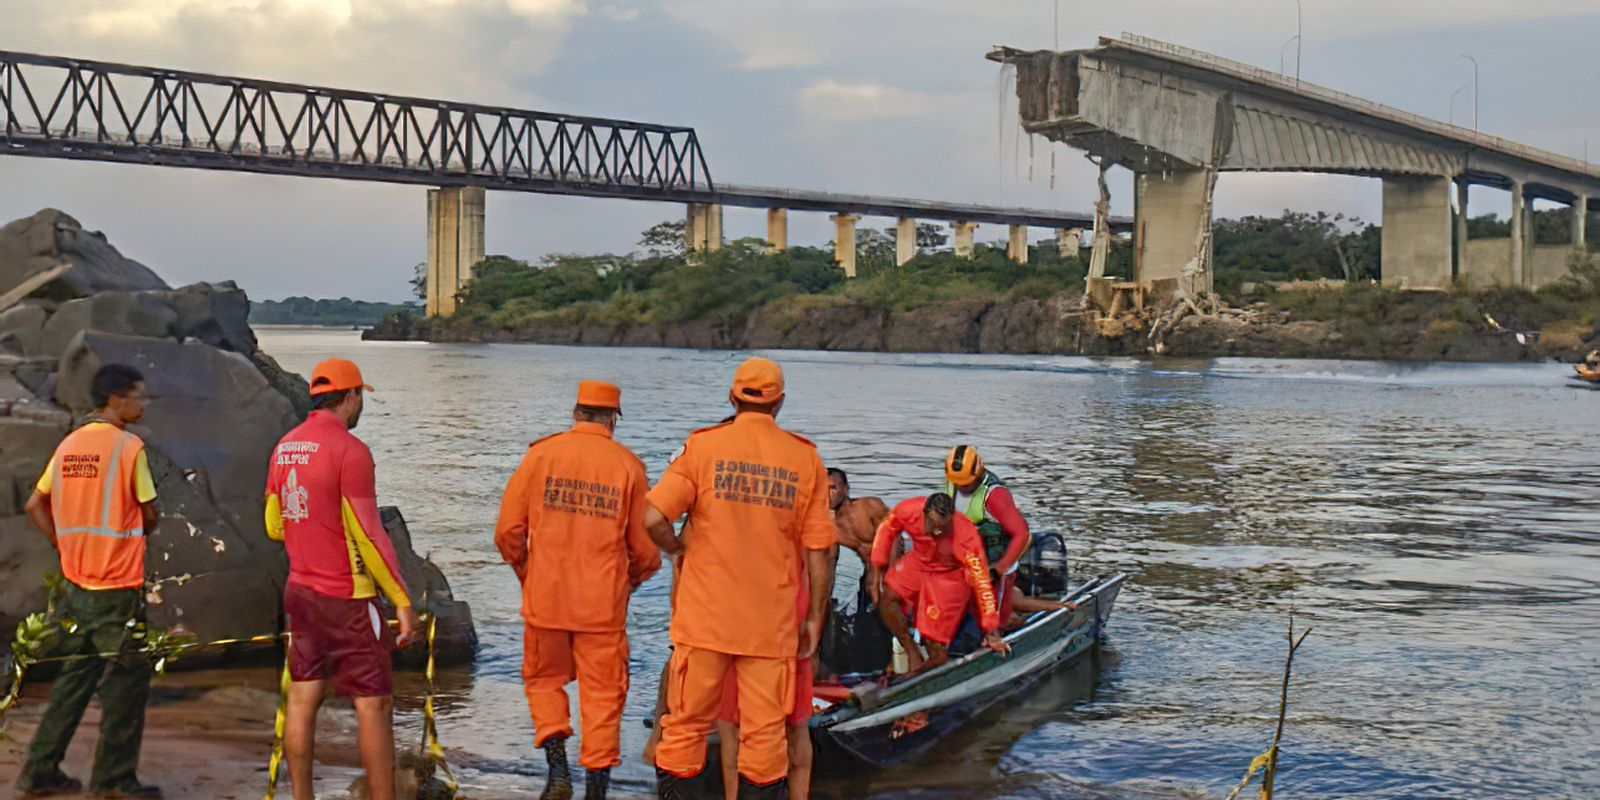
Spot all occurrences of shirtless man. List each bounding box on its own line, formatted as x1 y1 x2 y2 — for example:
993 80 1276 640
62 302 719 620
827 468 890 601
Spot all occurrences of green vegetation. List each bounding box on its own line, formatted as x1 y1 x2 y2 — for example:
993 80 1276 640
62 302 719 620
251 296 417 326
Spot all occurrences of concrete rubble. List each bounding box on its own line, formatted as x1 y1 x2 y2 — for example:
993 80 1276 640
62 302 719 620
0 208 475 666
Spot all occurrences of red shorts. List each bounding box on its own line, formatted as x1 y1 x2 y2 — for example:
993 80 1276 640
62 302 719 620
284 581 394 697
718 655 813 726
884 558 970 645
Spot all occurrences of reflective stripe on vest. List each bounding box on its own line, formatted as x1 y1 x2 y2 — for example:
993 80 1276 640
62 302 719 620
52 424 148 589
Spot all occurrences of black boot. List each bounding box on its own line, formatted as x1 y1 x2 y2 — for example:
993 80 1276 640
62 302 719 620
540 735 573 800
655 766 704 800
583 768 610 800
736 776 789 800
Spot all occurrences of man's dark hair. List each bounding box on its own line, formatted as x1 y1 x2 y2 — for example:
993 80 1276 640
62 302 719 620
313 388 354 411
90 364 144 409
925 492 954 517
574 404 619 424
826 467 848 486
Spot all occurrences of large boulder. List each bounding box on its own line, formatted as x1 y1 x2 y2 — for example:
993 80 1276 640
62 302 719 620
0 515 56 631
0 303 48 355
0 209 168 299
39 292 180 358
380 508 477 666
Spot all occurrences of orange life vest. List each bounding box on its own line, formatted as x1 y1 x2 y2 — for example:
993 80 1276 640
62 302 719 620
51 423 150 590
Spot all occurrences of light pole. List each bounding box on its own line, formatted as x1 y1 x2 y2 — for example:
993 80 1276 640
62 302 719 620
1461 54 1479 131
1295 0 1303 83
1280 35 1301 75
1449 84 1467 126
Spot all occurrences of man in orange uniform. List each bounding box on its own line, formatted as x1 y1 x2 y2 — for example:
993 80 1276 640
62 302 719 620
264 358 420 800
17 365 161 799
495 380 661 800
871 493 1007 674
646 357 835 800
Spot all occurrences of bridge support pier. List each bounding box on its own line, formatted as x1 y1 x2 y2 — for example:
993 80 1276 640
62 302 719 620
1454 179 1470 280
831 213 860 277
765 209 788 252
952 221 978 257
1380 176 1453 291
1133 169 1211 297
687 203 723 252
896 218 917 266
1572 197 1588 250
425 186 485 317
1007 225 1029 264
1057 228 1082 257
1510 181 1527 287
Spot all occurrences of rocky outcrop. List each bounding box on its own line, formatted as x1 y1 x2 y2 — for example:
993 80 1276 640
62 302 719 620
0 209 475 665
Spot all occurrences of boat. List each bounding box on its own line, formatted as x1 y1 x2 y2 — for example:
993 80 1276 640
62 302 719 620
809 571 1128 768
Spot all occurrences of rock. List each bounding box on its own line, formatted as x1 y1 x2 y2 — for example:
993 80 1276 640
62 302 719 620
167 281 258 355
0 303 47 355
381 507 477 666
39 292 180 358
0 515 57 632
0 412 70 518
0 209 168 299
57 332 297 519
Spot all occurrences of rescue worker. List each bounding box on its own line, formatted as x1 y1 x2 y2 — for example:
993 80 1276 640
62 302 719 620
494 380 661 800
645 357 836 799
943 446 1031 629
827 467 890 581
264 358 420 800
871 493 1007 674
16 364 162 799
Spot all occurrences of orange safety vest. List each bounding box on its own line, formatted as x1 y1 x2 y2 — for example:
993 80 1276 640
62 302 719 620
51 423 150 590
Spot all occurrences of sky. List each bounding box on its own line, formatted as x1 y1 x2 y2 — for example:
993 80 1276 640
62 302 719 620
1 0 1596 302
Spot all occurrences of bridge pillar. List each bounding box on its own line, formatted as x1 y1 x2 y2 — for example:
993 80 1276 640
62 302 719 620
1454 179 1470 280
1007 224 1029 263
831 213 860 277
1380 176 1453 291
1133 169 1211 296
952 221 978 257
895 217 917 266
765 208 788 252
1056 228 1082 257
686 203 723 252
1572 197 1588 250
1509 181 1527 287
425 186 485 317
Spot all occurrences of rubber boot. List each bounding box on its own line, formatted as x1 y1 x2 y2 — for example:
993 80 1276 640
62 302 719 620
540 735 573 800
583 768 610 800
655 767 704 800
737 776 789 800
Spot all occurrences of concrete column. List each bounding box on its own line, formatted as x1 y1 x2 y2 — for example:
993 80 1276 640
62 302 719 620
686 203 724 252
1380 176 1453 290
1509 181 1526 287
765 208 788 252
425 185 486 317
1454 179 1469 280
895 217 916 266
1007 224 1029 263
1133 169 1212 294
1056 228 1082 256
831 213 860 277
1572 197 1588 250
952 221 978 258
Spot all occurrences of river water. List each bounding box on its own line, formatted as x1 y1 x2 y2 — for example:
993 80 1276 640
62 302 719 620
255 327 1600 799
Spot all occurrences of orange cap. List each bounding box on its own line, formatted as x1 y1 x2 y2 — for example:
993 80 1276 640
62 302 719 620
576 380 622 411
730 357 785 404
945 445 983 486
308 358 373 396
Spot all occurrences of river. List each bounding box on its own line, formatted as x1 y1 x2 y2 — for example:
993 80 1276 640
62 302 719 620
254 327 1600 799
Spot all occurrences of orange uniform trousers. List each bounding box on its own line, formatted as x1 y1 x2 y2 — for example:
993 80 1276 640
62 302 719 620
522 625 630 770
655 644 794 785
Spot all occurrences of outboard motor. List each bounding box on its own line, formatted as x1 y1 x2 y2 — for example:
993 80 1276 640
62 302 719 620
1018 530 1069 596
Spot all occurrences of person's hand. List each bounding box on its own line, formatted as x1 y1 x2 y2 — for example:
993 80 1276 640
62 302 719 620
982 631 1011 656
396 605 422 648
797 616 823 660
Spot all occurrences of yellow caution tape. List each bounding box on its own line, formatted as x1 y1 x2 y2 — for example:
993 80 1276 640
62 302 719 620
1222 746 1276 800
421 613 458 794
262 641 292 800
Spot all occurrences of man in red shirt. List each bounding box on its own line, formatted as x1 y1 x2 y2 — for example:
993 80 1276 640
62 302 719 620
264 358 419 800
871 493 1008 674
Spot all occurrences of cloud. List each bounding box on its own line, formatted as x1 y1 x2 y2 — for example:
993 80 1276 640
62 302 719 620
797 80 951 123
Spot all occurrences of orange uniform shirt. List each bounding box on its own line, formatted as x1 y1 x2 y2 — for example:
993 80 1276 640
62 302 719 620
495 421 662 633
647 412 835 659
871 496 1001 633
